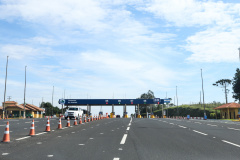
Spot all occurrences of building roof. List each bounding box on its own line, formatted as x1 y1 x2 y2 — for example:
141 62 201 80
2 101 17 105
20 104 44 112
6 104 30 110
214 103 240 109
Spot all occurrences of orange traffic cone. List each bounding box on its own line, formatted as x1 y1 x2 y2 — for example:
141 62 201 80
29 119 35 136
2 121 10 142
66 117 70 127
84 116 86 123
94 115 96 121
58 118 62 129
79 116 82 124
88 116 90 122
73 117 78 126
91 116 93 121
45 118 51 132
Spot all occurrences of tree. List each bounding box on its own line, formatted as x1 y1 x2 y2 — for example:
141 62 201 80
137 90 155 115
213 79 232 104
232 68 240 103
40 102 61 115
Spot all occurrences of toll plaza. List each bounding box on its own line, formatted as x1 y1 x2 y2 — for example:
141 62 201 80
59 98 162 118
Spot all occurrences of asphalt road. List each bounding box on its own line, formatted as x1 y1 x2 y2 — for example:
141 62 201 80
1 118 240 160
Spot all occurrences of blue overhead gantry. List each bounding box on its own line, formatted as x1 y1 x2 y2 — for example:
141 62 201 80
59 98 164 118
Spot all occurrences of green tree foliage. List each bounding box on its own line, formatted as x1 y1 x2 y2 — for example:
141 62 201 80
137 90 155 115
213 79 232 104
232 68 240 103
40 102 61 116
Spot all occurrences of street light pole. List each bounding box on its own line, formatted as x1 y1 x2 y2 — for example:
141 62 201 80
23 66 27 119
3 56 9 119
201 69 206 117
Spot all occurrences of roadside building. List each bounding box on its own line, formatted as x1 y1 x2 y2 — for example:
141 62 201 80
214 102 240 119
1 101 44 118
0 106 2 117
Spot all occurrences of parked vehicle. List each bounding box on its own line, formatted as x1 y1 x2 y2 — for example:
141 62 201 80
64 107 86 119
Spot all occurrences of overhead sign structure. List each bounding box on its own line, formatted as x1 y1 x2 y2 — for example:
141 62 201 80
58 98 163 106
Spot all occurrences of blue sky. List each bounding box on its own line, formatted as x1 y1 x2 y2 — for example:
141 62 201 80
0 0 240 116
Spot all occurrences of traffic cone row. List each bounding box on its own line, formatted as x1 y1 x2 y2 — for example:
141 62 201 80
2 114 108 143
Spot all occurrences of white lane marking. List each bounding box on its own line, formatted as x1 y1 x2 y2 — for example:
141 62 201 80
169 123 174 125
112 130 114 131
127 127 130 131
178 125 187 128
35 132 47 135
118 148 123 150
228 127 240 131
37 142 42 144
128 123 131 126
47 155 54 157
222 140 240 147
2 153 9 156
89 138 94 139
16 136 31 141
113 158 120 160
207 124 217 127
213 137 216 138
193 130 208 136
100 133 104 134
79 144 85 145
120 134 128 144
194 122 202 124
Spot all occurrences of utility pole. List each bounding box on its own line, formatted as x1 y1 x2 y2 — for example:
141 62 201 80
7 96 11 101
24 66 27 119
238 47 240 61
3 56 9 119
176 86 178 116
201 69 206 118
52 86 54 116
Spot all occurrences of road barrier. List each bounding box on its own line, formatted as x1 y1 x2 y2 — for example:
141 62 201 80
29 119 35 136
45 118 51 132
2 121 10 142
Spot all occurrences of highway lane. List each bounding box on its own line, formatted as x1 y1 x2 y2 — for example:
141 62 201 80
1 118 240 160
159 118 240 145
0 118 130 160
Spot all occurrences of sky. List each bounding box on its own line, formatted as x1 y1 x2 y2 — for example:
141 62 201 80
0 0 240 116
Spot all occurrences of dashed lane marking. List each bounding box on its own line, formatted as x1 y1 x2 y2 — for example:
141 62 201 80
37 142 42 144
120 134 128 144
228 127 240 131
178 125 187 128
100 133 104 134
207 124 217 127
89 138 94 140
47 155 54 157
2 153 9 156
169 123 174 125
222 140 240 147
113 158 120 160
16 136 31 141
118 148 123 150
193 130 208 136
127 127 130 131
79 144 85 145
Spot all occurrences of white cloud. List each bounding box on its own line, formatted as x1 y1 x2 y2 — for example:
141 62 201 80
185 27 240 62
0 0 108 32
141 0 238 27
